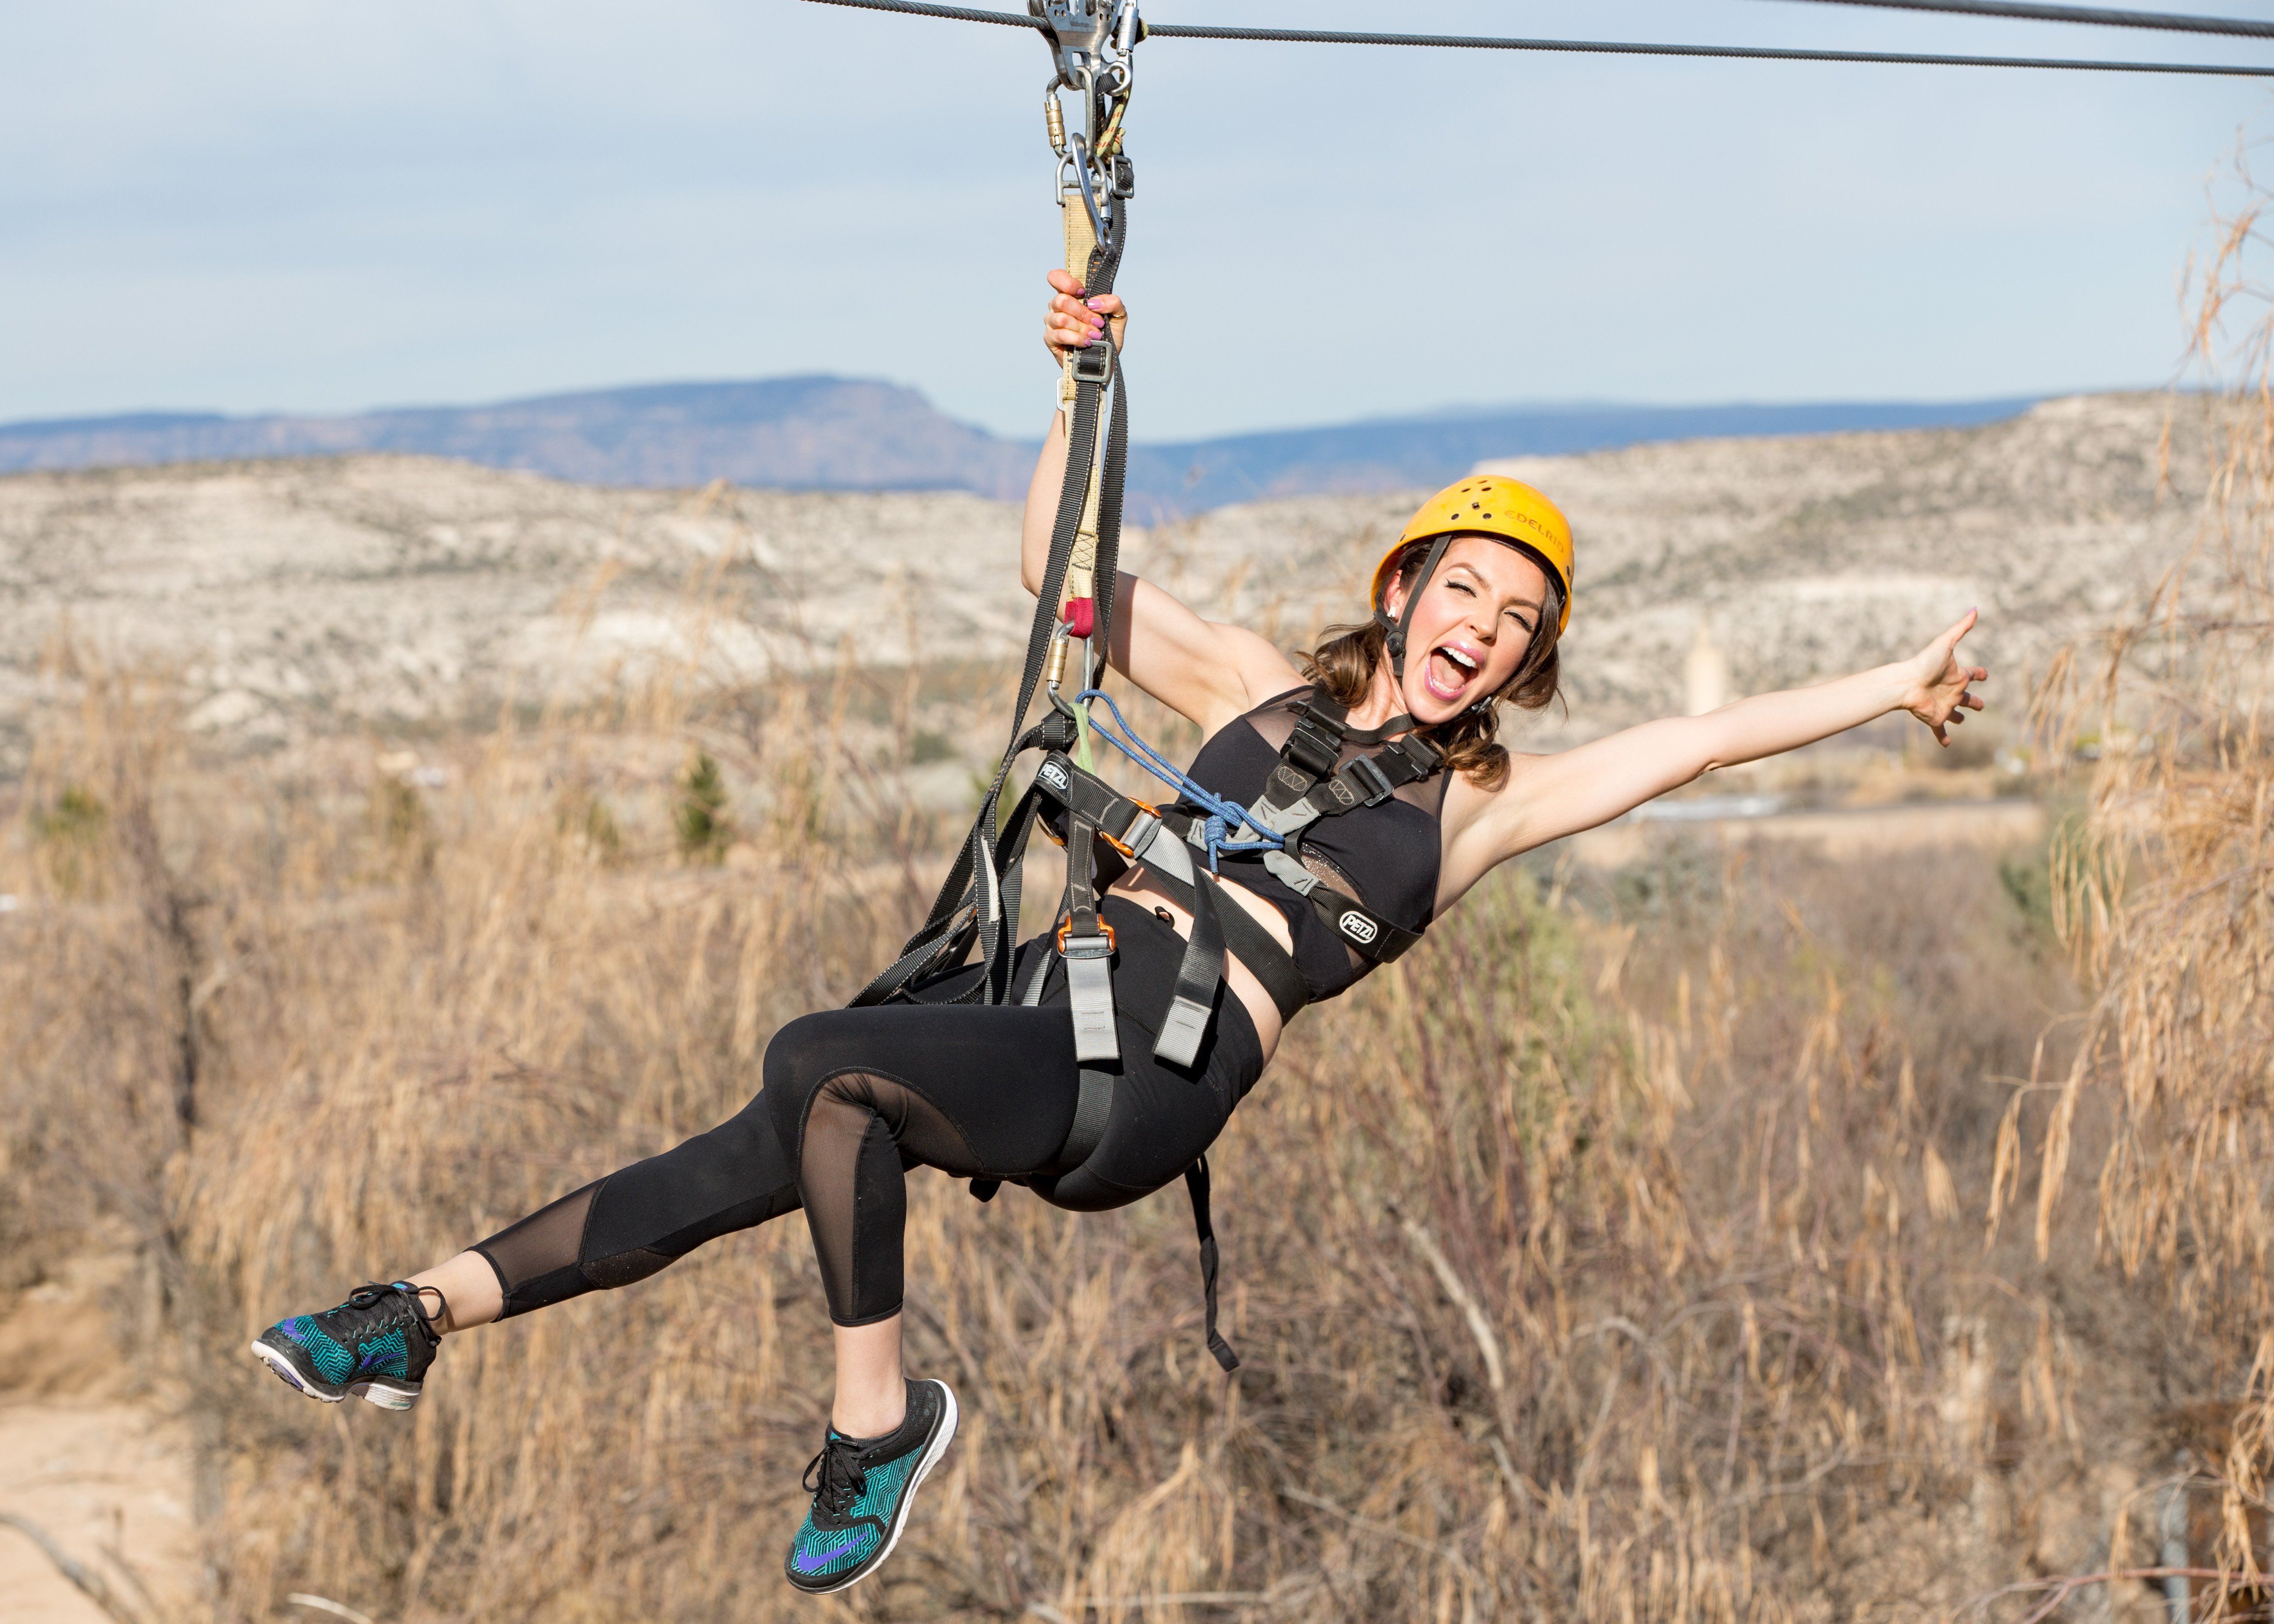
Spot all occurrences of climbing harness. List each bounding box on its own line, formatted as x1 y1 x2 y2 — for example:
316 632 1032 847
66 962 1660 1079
803 0 2274 77
836 0 1477 1374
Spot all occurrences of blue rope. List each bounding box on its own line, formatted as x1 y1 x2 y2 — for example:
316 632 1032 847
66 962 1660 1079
1075 689 1284 872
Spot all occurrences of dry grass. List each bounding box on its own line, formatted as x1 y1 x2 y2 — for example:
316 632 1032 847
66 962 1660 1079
8 592 2203 1623
2013 150 2274 1612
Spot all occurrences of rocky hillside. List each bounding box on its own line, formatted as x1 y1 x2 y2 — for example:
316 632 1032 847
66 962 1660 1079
1168 391 2198 746
0 391 2204 770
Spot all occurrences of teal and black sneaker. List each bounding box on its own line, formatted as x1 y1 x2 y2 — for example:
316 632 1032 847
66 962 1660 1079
784 1378 959 1595
249 1281 443 1411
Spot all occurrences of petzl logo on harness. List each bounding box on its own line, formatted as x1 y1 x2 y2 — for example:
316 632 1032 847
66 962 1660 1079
1339 912 1381 946
1039 759 1071 792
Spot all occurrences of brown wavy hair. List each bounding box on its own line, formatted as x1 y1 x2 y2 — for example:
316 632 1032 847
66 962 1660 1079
1298 536 1565 792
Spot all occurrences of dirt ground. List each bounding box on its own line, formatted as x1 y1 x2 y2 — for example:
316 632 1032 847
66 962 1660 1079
0 1253 198 1624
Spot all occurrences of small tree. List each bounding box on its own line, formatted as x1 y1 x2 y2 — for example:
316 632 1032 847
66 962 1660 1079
675 750 732 865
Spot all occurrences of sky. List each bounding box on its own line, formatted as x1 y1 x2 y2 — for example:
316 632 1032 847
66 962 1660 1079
0 1 2266 440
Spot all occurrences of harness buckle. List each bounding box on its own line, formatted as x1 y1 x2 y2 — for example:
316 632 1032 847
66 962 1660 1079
1344 753 1397 808
1101 803 1159 861
1282 717 1342 780
1071 341 1115 385
1058 918 1117 957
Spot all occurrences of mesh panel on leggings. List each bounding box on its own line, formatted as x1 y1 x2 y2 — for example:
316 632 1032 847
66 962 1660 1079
795 1069 988 1328
469 1085 804 1319
473 1180 599 1317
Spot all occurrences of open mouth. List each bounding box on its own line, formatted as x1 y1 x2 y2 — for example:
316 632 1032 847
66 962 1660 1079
1422 644 1477 702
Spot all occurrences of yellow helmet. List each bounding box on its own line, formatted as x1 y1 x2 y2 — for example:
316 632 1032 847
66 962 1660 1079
1371 475 1575 634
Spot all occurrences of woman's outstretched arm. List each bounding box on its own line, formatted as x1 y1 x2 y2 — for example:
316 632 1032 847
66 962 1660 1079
1443 610 1989 891
1019 269 1298 735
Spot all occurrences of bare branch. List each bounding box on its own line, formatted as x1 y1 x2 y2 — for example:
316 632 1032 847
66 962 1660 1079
0 1513 158 1624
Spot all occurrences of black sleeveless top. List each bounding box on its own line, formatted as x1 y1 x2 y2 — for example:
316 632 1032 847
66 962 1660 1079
1177 686 1449 1004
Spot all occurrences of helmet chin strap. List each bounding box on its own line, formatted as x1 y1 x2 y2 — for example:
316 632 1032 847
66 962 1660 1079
1374 534 1454 683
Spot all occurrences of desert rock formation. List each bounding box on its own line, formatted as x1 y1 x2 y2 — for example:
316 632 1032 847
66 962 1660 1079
0 391 2204 769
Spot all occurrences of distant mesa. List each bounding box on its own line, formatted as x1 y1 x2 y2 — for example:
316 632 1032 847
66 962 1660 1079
0 377 2039 518
0 378 1037 502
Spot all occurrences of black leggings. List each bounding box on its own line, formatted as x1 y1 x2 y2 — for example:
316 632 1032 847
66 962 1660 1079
471 899 1266 1327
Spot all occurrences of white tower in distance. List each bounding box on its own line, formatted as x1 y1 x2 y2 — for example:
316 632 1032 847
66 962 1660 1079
1684 617 1730 717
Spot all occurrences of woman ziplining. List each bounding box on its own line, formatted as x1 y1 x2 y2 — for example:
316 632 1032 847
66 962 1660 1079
246 266 1991 1596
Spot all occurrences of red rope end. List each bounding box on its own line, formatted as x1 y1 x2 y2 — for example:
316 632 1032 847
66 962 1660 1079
1062 597 1095 639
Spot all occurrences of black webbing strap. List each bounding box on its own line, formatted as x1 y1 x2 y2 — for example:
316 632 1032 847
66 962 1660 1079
852 713 1071 1007
1295 692 1414 750
1155 872 1226 1065
1206 881 1309 1020
1301 886 1424 964
987 226 1128 1002
1229 693 1445 971
1185 1156 1239 1373
1372 533 1451 682
1035 752 1146 836
1284 736 1442 825
849 230 1125 1011
1254 695 1438 823
1058 1067 1116 1170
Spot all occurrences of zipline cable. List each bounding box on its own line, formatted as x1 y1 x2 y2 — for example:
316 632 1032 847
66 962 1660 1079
798 0 2274 75
802 0 1040 25
1759 0 2274 43
1143 19 2273 71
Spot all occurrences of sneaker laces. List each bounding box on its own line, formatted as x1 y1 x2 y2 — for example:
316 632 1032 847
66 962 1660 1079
401 1282 450 1340
338 1281 449 1343
801 1433 869 1524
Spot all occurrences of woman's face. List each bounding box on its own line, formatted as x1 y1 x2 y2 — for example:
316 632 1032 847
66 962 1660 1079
1380 535 1551 723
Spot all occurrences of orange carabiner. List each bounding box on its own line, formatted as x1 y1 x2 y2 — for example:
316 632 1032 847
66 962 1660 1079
1098 800 1158 861
1057 918 1117 955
